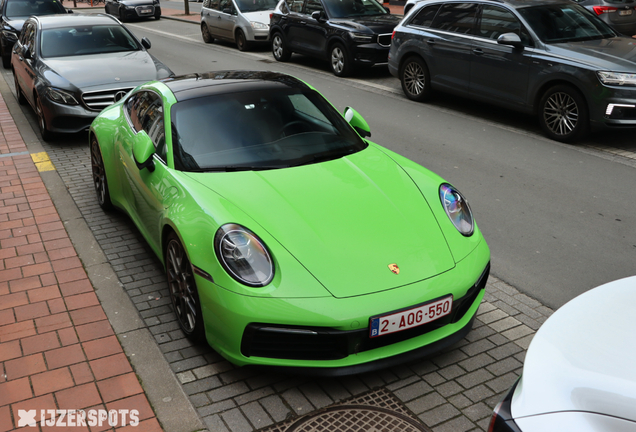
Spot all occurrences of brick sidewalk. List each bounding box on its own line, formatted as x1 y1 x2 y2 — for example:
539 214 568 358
0 92 162 432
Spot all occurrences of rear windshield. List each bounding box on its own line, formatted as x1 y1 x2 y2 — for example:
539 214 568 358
170 87 367 172
5 0 66 18
519 3 616 43
40 25 140 57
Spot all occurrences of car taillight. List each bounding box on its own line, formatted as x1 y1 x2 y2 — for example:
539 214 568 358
592 5 618 14
391 30 396 40
270 13 273 19
487 401 504 432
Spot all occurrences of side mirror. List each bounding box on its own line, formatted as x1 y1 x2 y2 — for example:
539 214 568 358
497 32 523 50
344 107 370 138
133 131 156 172
141 37 151 49
383 6 390 13
311 10 325 22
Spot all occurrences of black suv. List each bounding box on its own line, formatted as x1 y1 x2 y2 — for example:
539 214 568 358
389 0 636 142
0 0 70 68
269 0 401 76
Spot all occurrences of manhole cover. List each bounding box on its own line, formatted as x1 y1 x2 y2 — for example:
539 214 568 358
286 405 429 432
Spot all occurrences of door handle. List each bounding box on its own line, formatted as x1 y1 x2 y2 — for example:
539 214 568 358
472 48 483 55
300 20 307 24
426 38 435 44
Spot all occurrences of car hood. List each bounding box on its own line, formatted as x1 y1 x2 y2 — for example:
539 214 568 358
185 145 456 298
241 10 273 23
548 37 636 72
4 18 25 33
511 276 636 422
331 14 401 33
42 51 161 90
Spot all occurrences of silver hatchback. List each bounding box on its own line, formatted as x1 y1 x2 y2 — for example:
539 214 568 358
200 0 278 51
574 0 636 36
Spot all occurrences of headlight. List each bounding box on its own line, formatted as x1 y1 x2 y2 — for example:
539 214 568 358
597 71 636 86
439 184 474 236
214 224 274 287
250 21 268 30
45 87 78 105
349 31 373 43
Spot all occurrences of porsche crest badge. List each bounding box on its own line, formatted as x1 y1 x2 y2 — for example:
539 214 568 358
388 264 399 274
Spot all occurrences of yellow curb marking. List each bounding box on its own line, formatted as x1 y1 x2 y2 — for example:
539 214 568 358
31 152 56 172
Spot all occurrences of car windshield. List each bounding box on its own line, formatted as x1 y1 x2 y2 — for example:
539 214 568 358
5 0 66 19
170 88 368 172
323 0 387 18
40 25 140 58
519 3 616 43
235 0 278 12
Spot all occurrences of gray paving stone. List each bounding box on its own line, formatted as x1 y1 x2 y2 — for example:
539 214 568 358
170 355 208 373
189 393 211 408
208 381 250 403
456 369 495 389
198 400 237 417
282 388 314 415
182 376 223 395
393 380 433 402
300 382 333 409
385 375 420 391
488 342 523 360
410 360 437 377
515 334 535 350
463 385 495 403
319 379 351 402
260 395 291 423
436 381 463 398
203 414 230 432
486 372 519 393
488 317 521 333
458 353 495 372
234 387 275 405
448 394 473 410
461 338 496 357
486 357 522 377
478 309 508 325
242 401 274 429
406 392 445 414
422 372 446 386
420 403 460 427
433 415 475 432
431 349 468 368
221 408 252 432
438 364 465 381
462 402 493 422
514 293 542 308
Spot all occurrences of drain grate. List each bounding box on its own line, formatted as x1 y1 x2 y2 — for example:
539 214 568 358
258 388 432 432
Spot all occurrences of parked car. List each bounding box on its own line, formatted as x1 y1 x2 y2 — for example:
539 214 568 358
12 14 173 141
574 0 636 36
90 70 491 375
104 0 161 21
488 276 636 432
388 0 636 142
200 0 278 51
403 0 423 15
270 0 401 76
0 0 71 68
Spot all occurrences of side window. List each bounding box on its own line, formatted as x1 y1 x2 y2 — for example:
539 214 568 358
304 0 323 15
20 22 35 50
430 3 477 35
478 5 531 45
288 94 329 124
126 91 166 162
208 0 220 9
219 0 232 12
409 4 441 27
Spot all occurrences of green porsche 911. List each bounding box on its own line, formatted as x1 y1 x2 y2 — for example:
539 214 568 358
90 71 490 375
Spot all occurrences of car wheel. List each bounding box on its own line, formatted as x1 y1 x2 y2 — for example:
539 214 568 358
236 29 250 51
272 32 291 62
400 56 431 102
539 84 589 143
201 23 214 43
34 95 52 142
90 136 113 211
330 43 353 77
155 11 161 19
14 72 25 105
166 232 206 342
1 46 9 69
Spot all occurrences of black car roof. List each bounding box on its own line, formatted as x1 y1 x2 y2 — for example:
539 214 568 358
162 71 312 102
418 0 573 8
32 13 119 29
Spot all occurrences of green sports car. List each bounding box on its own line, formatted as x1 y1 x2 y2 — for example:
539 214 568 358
90 71 490 375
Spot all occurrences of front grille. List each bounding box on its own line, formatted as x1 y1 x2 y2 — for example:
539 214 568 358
136 5 155 15
82 88 133 111
377 33 392 47
241 263 490 360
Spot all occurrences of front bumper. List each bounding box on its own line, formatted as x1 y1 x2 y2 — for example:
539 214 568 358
39 96 98 134
351 42 391 66
122 5 160 19
589 85 636 130
196 238 490 372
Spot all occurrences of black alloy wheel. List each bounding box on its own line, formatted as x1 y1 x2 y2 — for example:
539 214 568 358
155 10 161 19
400 56 431 102
34 95 52 141
236 29 249 51
201 23 214 43
539 84 589 143
14 72 26 105
272 32 291 61
90 137 113 211
330 43 352 77
166 232 205 341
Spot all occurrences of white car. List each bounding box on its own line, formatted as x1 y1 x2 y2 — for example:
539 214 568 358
488 276 636 432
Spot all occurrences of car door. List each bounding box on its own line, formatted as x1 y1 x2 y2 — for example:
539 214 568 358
300 0 328 55
202 0 224 39
282 0 311 52
120 90 171 253
217 0 237 40
425 2 477 94
469 4 533 108
13 20 37 107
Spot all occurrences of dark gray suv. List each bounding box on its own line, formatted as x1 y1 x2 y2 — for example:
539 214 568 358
388 0 636 142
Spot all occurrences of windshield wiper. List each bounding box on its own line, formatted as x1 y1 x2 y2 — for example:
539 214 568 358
188 165 281 172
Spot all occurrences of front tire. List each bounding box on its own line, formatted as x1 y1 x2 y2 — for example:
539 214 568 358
400 56 431 102
90 136 113 211
235 29 249 51
166 232 206 342
201 23 214 43
14 72 26 105
272 32 291 62
539 84 588 143
34 95 52 142
330 43 353 77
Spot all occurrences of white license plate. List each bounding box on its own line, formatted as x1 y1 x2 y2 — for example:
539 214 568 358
619 9 633 15
141 8 152 13
369 296 453 338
